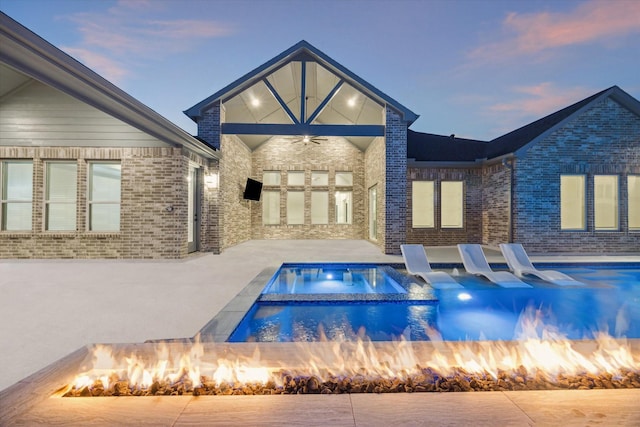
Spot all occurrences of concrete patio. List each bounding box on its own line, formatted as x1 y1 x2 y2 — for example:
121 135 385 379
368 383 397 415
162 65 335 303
1 240 639 425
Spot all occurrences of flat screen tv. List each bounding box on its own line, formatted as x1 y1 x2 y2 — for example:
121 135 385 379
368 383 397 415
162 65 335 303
243 178 262 201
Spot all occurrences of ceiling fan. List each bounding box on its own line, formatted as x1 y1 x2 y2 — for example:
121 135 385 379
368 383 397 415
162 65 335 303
288 135 327 145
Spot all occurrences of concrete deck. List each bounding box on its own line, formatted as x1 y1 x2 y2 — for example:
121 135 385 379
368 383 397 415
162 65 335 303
1 240 639 425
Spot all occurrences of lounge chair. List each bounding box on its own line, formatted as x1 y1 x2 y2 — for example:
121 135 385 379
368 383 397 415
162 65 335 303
499 243 583 286
457 244 531 288
401 244 462 289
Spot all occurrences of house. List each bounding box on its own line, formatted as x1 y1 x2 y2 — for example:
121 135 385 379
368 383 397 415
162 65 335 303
0 13 220 258
1 13 638 258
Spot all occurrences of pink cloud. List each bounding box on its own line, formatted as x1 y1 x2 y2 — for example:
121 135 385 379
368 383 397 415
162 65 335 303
470 0 640 60
61 47 129 84
485 83 594 136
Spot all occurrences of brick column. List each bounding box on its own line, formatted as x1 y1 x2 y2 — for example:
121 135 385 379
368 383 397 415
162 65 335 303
384 106 408 254
197 100 222 150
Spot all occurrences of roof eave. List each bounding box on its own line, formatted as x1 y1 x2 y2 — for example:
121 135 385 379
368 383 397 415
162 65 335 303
0 13 218 160
184 40 419 125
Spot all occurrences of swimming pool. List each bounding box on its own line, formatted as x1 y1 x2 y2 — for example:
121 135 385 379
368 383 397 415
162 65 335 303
227 263 640 343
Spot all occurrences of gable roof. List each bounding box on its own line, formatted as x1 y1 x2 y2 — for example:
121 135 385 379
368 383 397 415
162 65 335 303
0 13 218 159
408 85 640 163
184 40 419 125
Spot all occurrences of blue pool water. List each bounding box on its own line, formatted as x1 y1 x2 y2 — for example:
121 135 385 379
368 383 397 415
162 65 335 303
227 263 640 343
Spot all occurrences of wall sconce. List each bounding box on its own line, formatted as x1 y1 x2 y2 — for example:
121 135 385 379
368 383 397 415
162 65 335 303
205 172 219 189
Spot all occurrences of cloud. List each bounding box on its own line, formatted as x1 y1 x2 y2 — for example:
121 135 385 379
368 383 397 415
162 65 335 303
61 47 130 84
469 0 640 61
484 83 594 136
56 0 234 84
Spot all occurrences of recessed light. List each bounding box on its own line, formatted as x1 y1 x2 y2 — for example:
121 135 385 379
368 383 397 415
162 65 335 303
251 98 260 107
347 97 356 107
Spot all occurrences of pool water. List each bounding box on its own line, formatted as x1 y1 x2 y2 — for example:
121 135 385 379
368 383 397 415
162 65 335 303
227 263 640 343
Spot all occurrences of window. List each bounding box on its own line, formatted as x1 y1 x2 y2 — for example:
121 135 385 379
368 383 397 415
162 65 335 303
628 175 640 230
412 181 434 228
335 172 353 186
594 175 618 230
311 191 328 224
45 162 77 231
1 161 33 231
335 191 352 224
287 191 304 224
88 162 121 231
262 190 280 225
560 175 585 230
441 181 463 228
287 171 305 186
263 171 281 186
311 171 328 186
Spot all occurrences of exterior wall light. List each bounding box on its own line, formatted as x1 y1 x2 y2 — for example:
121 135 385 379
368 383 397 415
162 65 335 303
205 172 219 188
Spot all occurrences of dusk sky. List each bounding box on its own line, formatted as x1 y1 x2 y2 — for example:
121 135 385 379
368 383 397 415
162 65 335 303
2 0 639 140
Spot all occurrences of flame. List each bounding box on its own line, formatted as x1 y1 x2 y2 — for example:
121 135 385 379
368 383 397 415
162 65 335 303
63 308 640 396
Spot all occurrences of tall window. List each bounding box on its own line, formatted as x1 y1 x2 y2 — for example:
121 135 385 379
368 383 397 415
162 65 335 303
594 175 618 230
88 162 121 231
628 175 640 230
412 181 434 228
560 175 585 230
287 191 304 224
1 160 33 231
262 190 280 225
311 191 328 224
441 181 463 228
335 191 352 224
45 162 77 231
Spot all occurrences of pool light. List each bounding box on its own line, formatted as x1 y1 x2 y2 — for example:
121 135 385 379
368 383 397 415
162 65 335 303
457 292 472 301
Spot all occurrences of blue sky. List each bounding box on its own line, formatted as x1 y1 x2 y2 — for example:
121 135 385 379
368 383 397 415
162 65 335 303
2 0 639 140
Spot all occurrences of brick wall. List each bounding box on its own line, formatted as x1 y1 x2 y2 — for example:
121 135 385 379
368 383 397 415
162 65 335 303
482 161 512 246
513 97 640 253
0 146 214 258
364 137 386 251
384 107 407 254
219 135 252 250
248 135 364 240
406 166 483 246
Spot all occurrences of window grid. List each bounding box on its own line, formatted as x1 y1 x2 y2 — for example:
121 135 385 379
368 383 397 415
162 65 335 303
88 162 121 232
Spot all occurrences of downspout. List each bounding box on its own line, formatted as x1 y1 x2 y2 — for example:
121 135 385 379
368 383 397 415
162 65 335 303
502 157 515 243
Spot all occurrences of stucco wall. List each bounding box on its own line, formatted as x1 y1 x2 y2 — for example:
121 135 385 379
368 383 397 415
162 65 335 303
513 97 640 253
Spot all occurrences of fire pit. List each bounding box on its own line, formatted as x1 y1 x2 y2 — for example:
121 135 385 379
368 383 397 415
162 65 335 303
59 334 639 397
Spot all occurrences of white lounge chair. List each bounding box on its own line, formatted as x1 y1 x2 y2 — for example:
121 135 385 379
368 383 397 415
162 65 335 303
401 244 462 289
457 244 531 288
499 243 583 286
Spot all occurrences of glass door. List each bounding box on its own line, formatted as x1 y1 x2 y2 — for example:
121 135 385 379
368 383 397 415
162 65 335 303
187 165 199 253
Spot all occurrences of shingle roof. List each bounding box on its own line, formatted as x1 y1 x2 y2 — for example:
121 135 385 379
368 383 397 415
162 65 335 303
408 85 638 163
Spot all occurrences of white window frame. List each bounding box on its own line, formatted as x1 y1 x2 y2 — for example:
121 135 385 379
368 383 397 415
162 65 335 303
560 175 586 231
412 180 435 228
629 175 640 231
594 175 619 231
1 160 33 231
45 161 77 231
88 162 121 232
440 181 464 229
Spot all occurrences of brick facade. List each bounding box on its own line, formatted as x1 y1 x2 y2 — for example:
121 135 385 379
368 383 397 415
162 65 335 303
364 137 386 250
0 146 216 258
513 97 640 253
383 107 408 254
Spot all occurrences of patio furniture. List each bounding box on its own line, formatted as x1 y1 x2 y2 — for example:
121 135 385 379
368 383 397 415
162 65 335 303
457 244 531 288
499 243 584 286
401 244 462 289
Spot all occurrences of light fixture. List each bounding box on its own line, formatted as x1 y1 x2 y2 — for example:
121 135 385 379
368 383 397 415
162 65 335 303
205 172 219 188
302 135 310 143
251 98 260 107
347 97 357 107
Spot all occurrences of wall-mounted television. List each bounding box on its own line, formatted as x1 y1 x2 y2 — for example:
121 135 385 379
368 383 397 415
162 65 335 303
243 178 262 201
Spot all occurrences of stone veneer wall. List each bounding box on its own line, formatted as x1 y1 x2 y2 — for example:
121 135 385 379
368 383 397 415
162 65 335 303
513 97 640 253
250 136 364 239
406 167 483 246
0 146 216 258
482 161 512 247
384 107 407 254
219 134 252 250
364 136 386 251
